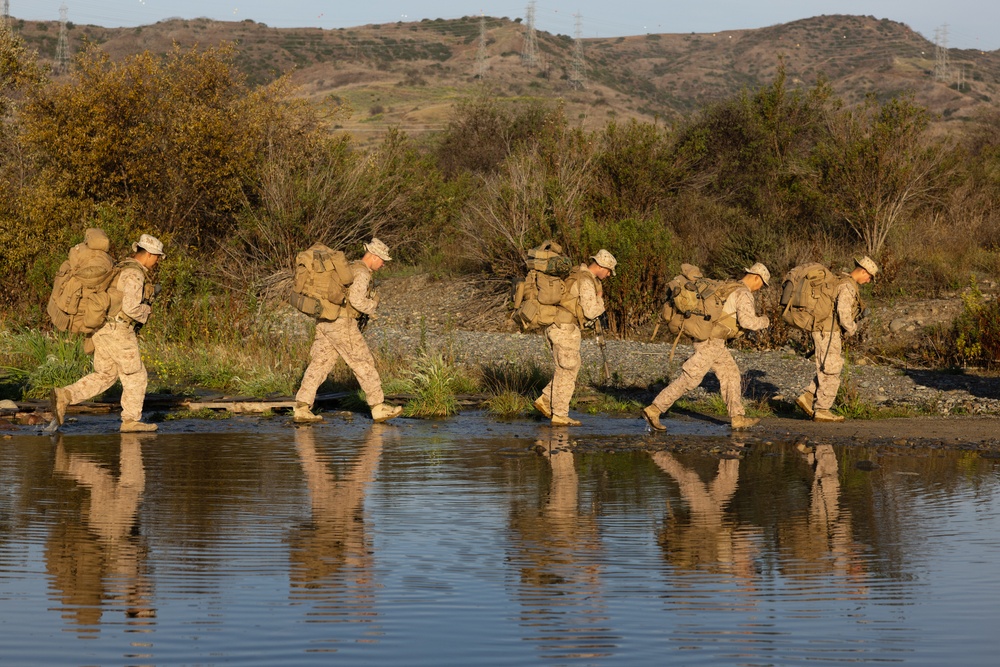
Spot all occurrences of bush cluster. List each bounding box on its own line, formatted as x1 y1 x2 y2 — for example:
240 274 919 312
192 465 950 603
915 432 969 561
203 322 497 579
3 33 1000 350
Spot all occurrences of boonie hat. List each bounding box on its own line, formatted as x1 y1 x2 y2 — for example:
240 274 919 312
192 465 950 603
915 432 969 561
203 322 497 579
132 234 164 256
743 262 771 286
364 238 392 262
854 255 879 278
590 249 617 276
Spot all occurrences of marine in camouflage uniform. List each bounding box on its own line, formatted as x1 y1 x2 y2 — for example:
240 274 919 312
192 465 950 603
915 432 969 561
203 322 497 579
294 238 402 424
796 256 879 423
533 249 617 426
51 234 164 433
643 263 772 431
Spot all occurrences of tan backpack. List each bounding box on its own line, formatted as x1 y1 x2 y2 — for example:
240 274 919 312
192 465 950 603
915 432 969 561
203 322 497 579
659 264 742 342
779 263 844 332
47 229 117 335
289 244 355 321
511 240 577 331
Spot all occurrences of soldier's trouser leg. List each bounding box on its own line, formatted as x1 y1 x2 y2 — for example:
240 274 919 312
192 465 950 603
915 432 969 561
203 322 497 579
540 323 581 418
711 345 746 418
805 330 843 411
295 321 341 407
331 317 385 407
651 339 715 413
64 323 147 422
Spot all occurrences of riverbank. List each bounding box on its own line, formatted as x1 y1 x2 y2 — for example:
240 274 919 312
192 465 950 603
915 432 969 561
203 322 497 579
3 271 999 446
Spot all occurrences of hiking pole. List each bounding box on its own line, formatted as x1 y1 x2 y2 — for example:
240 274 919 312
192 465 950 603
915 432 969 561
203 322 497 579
594 318 612 383
668 319 685 366
650 321 660 342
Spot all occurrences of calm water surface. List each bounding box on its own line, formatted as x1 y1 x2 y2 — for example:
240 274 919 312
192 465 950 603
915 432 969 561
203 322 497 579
1 414 999 666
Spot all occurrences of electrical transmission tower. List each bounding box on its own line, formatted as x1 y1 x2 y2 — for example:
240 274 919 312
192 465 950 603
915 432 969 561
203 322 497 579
55 3 70 74
569 12 585 89
934 25 951 83
475 14 488 78
521 1 538 68
2 0 10 27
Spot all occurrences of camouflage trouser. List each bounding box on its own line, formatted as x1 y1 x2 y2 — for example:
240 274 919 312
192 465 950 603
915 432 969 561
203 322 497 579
295 317 384 408
651 337 745 417
537 323 582 418
63 321 148 423
804 330 843 411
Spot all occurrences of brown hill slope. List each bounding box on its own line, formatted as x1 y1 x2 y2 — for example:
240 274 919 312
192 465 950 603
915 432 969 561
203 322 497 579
11 13 1000 141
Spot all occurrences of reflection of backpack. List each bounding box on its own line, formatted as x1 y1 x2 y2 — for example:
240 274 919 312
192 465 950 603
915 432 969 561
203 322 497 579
511 240 577 331
47 229 117 335
779 263 841 332
289 244 355 321
659 264 741 341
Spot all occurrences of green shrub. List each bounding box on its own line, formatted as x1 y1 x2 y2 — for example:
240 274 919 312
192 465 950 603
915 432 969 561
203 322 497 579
575 215 681 334
403 353 462 418
0 329 91 399
951 283 1000 369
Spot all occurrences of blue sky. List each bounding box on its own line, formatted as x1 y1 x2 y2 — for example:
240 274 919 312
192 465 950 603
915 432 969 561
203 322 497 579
13 1 1000 50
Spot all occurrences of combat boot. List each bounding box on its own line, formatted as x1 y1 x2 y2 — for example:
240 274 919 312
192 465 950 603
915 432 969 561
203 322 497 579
293 401 323 423
51 386 71 426
642 404 666 431
813 409 845 423
795 392 815 418
120 420 158 433
550 414 581 426
533 394 552 418
371 402 403 423
730 415 760 430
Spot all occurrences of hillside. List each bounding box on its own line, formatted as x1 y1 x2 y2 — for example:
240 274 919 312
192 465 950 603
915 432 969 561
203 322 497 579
10 13 1000 142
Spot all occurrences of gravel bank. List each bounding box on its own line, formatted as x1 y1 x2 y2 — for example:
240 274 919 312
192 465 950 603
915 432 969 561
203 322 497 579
368 326 1000 416
368 272 1000 417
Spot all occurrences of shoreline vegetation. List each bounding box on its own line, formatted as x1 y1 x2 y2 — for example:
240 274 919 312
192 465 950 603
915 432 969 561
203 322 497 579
1 33 999 423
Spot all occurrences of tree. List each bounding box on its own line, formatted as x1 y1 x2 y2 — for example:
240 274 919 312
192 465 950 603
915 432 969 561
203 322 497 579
816 95 949 258
20 43 310 249
0 29 46 289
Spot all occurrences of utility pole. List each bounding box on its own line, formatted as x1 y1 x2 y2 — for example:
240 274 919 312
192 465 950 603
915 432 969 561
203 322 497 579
475 14 488 78
521 0 538 68
934 24 951 83
55 3 70 74
569 12 585 89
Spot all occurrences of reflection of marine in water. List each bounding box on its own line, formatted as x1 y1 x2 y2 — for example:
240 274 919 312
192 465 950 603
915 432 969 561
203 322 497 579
288 424 388 628
654 452 759 585
780 443 868 591
507 429 614 660
46 434 155 630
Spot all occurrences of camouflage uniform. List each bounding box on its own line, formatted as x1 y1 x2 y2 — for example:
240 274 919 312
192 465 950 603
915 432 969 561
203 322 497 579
537 265 605 419
296 261 384 409
804 277 861 412
61 263 151 424
650 285 769 418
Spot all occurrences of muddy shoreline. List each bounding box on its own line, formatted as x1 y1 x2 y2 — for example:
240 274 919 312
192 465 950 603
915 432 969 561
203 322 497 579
5 404 1000 454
